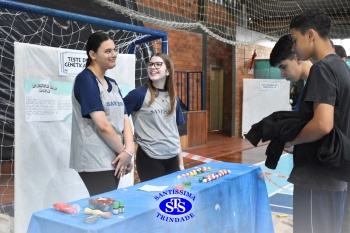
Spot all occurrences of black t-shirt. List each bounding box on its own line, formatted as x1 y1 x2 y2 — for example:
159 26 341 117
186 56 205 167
288 54 350 191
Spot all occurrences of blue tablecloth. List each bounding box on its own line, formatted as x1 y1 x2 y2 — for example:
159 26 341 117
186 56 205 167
27 162 274 233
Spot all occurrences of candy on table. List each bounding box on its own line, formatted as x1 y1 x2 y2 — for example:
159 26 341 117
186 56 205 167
177 166 212 178
84 207 111 219
198 169 231 183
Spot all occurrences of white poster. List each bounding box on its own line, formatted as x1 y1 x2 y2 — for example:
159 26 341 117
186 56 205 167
14 42 135 233
242 79 291 137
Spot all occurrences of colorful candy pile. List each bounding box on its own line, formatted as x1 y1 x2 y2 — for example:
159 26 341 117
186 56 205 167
177 166 231 183
198 169 231 183
177 166 211 178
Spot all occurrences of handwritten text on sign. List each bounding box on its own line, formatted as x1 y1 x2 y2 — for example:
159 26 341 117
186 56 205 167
25 80 73 122
259 82 281 91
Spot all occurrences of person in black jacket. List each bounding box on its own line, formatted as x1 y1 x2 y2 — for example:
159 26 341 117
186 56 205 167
286 9 350 233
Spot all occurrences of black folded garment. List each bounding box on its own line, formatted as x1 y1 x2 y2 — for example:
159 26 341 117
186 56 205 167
318 126 350 182
246 111 312 169
245 121 262 147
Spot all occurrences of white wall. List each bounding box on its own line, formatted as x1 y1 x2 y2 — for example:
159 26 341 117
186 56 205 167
332 39 350 55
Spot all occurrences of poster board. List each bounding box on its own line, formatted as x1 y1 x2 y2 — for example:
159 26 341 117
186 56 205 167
14 42 135 233
242 79 291 136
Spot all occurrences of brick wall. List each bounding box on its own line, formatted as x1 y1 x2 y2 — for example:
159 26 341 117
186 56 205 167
144 23 203 72
137 0 235 27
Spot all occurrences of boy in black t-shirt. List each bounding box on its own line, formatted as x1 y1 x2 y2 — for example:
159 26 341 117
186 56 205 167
286 9 350 233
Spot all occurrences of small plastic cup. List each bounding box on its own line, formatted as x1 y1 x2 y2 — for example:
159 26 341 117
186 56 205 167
174 177 184 191
183 178 191 191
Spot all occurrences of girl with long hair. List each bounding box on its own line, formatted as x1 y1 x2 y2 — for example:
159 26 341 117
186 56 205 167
123 53 185 182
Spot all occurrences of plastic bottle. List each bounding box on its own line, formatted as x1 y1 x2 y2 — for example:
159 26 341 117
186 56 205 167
112 201 119 215
119 200 124 213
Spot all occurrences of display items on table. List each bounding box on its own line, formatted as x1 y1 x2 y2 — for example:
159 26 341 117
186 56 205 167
83 215 100 224
119 201 125 214
198 169 231 183
52 198 126 224
84 207 111 219
174 176 185 191
174 176 192 191
112 201 119 215
88 197 115 211
177 166 231 183
28 162 274 233
53 202 103 224
53 202 80 214
178 166 212 177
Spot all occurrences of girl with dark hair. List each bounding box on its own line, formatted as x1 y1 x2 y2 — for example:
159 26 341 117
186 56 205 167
123 53 185 182
70 32 134 196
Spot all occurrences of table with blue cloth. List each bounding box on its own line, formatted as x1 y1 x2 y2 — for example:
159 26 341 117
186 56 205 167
27 162 274 233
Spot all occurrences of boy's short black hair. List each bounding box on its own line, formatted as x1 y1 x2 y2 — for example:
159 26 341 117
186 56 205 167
269 34 295 67
334 45 347 59
290 8 331 39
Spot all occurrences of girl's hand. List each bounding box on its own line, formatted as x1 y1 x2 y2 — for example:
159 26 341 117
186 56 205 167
112 151 133 178
125 162 134 175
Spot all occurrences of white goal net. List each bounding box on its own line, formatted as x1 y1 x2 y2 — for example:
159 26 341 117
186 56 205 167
94 0 350 44
0 2 162 226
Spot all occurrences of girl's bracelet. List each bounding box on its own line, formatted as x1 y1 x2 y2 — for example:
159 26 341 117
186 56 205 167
123 149 134 158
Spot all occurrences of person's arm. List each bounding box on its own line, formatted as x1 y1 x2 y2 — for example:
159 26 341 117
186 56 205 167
90 111 125 152
178 148 184 170
175 98 185 170
111 115 134 177
90 111 132 177
284 102 334 148
123 87 145 116
122 115 134 156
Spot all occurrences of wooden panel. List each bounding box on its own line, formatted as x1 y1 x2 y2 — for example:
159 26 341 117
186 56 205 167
187 111 208 148
180 135 188 149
